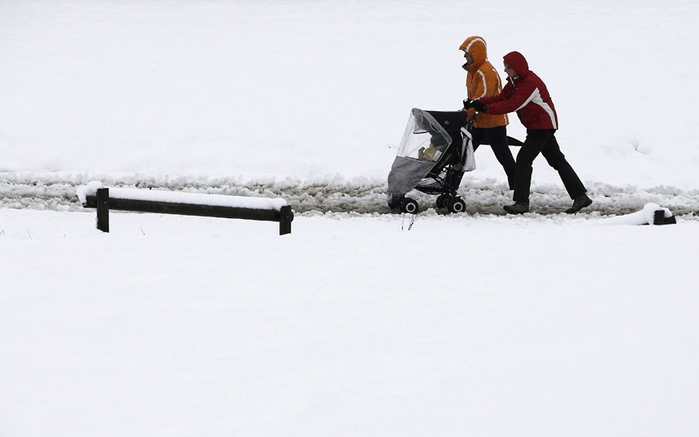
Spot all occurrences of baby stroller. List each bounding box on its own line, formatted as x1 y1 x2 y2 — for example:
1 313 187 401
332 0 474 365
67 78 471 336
387 108 475 213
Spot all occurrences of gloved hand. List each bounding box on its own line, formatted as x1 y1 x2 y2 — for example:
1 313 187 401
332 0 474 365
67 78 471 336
464 99 487 112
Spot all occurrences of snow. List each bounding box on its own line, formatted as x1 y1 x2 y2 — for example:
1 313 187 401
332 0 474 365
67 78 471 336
76 181 287 210
1 1 698 436
593 202 674 226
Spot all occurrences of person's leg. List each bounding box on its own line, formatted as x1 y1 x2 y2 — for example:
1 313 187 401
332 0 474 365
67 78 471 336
485 126 517 190
540 134 587 199
470 127 484 151
512 129 554 203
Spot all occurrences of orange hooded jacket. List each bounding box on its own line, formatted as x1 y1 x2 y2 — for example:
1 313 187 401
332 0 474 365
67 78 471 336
459 36 508 129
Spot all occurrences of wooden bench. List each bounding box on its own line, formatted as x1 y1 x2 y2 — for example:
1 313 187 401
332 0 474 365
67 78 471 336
77 182 293 235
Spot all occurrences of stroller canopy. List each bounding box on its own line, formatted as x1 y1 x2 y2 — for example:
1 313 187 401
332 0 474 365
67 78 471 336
388 108 469 195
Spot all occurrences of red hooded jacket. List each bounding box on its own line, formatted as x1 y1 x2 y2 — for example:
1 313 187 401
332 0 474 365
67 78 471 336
479 51 558 130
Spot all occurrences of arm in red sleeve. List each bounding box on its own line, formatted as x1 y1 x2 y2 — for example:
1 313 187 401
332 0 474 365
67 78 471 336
481 79 535 115
480 80 512 105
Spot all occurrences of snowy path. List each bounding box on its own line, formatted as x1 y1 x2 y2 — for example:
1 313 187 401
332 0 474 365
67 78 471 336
1 172 698 217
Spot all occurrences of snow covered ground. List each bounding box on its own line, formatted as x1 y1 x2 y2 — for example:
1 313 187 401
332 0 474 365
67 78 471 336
1 1 698 436
2 208 698 437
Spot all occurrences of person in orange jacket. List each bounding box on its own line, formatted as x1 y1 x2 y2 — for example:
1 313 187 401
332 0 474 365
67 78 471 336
459 36 517 190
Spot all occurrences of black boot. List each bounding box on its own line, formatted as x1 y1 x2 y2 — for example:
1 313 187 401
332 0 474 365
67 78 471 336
504 201 530 214
565 194 592 214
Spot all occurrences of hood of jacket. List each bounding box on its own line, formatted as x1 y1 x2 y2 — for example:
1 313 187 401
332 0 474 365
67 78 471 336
503 51 529 77
459 36 488 72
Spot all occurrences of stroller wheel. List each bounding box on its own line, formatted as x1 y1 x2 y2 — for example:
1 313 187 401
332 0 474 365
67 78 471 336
436 194 450 209
448 197 466 214
400 198 419 214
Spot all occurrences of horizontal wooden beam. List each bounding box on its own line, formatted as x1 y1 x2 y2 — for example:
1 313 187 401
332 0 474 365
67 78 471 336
84 195 286 222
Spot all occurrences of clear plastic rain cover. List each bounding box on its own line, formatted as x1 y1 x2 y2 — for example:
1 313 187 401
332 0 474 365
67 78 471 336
387 108 452 195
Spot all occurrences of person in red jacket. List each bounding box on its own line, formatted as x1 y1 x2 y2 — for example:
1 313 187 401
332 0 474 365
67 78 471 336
464 51 592 214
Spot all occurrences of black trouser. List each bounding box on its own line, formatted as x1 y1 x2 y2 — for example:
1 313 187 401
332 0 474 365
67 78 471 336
513 129 586 203
471 126 517 190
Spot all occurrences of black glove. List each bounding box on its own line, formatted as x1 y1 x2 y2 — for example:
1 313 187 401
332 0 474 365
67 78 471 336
470 99 487 112
463 99 487 112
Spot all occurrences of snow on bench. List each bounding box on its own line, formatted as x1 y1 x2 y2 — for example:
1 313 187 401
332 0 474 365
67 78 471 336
76 181 293 235
595 203 676 226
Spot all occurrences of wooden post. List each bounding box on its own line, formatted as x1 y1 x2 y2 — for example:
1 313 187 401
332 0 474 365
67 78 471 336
96 188 110 233
279 205 293 235
653 210 664 225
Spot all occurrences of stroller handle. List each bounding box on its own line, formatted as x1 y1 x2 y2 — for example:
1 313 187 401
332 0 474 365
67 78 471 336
466 113 477 130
